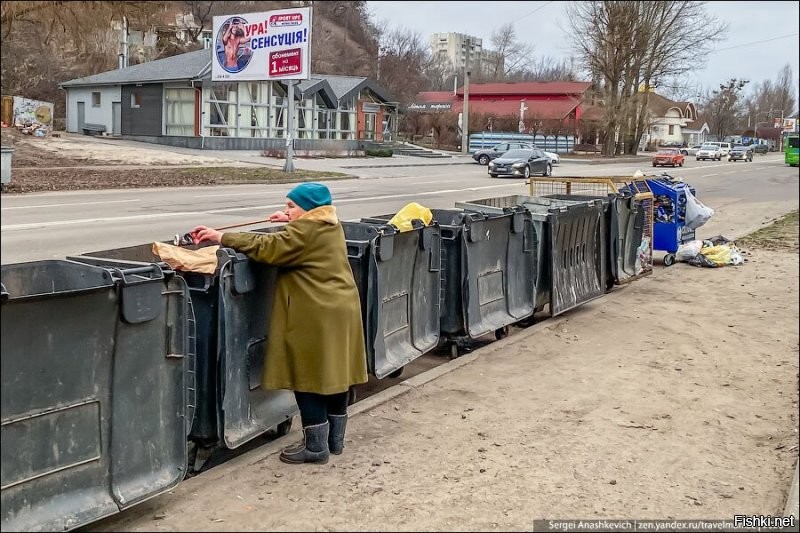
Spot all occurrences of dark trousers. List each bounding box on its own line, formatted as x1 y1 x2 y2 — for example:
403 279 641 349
294 390 349 427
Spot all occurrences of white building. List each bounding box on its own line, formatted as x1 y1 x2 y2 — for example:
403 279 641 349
429 32 503 77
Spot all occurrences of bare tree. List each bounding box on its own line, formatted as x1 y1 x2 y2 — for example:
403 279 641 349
703 78 749 140
182 1 215 41
567 1 726 155
487 23 534 80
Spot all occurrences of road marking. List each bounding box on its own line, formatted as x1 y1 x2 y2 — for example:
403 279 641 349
0 199 140 211
702 173 719 177
1 184 523 231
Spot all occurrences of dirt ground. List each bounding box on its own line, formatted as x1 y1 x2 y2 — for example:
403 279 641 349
86 211 799 531
1 128 348 193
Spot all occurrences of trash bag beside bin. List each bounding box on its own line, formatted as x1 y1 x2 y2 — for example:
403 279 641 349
70 240 297 453
456 195 607 317
1 260 194 532
340 221 441 378
362 207 536 348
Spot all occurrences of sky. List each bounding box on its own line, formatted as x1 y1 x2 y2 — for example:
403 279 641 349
367 0 800 100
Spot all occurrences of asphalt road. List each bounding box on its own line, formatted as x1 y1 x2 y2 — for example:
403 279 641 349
1 153 796 264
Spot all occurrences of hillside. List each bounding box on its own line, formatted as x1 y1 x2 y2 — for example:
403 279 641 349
0 1 379 120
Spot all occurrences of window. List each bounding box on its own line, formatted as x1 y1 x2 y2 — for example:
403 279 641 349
668 125 675 135
92 92 101 107
131 91 142 109
165 88 195 136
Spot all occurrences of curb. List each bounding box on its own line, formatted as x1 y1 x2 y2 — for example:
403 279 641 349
339 161 474 169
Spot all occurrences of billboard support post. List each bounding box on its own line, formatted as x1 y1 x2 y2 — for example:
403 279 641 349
284 80 296 173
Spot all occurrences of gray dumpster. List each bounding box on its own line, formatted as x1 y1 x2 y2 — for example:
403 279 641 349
1 146 13 190
543 191 648 287
339 221 441 378
69 242 297 457
1 260 194 532
456 195 607 317
362 208 536 350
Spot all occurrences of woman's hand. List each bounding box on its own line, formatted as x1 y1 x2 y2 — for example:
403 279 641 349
191 225 223 244
269 210 290 223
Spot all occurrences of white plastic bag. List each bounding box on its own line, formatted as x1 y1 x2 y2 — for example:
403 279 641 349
676 240 703 262
684 187 714 230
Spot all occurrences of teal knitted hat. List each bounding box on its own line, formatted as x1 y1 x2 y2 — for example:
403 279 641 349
287 182 332 211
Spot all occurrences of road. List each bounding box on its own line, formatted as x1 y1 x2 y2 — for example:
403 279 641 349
1 154 796 264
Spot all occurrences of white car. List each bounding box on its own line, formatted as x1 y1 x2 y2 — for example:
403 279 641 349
696 144 722 161
543 150 560 165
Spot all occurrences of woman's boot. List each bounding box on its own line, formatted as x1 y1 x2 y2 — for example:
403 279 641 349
328 414 347 455
279 422 330 464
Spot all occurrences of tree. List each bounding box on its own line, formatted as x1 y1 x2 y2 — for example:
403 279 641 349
567 1 726 155
704 78 749 140
182 1 215 41
486 23 534 80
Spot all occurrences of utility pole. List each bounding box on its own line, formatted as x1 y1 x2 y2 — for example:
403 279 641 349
460 37 471 154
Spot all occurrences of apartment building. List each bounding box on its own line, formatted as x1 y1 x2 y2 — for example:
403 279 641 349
430 32 504 76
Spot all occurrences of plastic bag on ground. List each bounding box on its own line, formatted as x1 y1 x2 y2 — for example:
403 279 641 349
388 202 433 233
684 188 714 230
152 242 220 274
676 240 703 262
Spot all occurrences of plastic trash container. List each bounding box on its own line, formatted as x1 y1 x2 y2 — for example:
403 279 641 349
362 207 536 353
456 195 607 317
1 146 13 191
644 175 696 266
1 260 194 532
339 221 441 378
69 240 297 460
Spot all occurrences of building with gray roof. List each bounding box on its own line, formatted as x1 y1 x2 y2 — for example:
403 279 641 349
59 48 396 151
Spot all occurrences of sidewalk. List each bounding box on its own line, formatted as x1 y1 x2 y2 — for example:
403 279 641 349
89 203 799 531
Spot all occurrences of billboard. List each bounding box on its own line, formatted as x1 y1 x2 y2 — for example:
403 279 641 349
783 118 797 133
211 7 311 81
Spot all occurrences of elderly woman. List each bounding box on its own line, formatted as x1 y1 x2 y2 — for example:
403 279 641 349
192 182 368 465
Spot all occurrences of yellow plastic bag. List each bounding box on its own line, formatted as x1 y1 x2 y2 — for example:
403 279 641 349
387 202 433 233
152 242 220 274
699 245 732 266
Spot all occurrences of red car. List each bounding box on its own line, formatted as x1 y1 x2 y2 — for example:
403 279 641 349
652 148 685 167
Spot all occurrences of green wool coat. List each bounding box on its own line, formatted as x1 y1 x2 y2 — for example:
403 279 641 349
220 206 368 394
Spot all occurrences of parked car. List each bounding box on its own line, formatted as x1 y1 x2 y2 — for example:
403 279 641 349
696 144 723 161
652 148 685 167
472 142 533 165
542 150 560 165
488 148 552 178
751 144 769 155
704 141 732 156
728 145 753 162
659 140 685 148
681 144 702 156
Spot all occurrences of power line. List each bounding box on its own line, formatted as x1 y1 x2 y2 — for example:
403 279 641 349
516 1 554 23
713 33 799 52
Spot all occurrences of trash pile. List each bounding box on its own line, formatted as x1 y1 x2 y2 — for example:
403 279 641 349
676 235 745 267
6 96 54 138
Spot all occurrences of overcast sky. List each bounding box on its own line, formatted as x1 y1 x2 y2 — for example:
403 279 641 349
367 0 800 99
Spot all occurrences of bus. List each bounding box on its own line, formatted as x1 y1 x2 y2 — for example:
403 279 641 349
786 133 799 167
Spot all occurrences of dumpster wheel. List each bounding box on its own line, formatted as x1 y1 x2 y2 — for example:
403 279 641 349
388 367 404 379
663 253 676 267
494 326 509 340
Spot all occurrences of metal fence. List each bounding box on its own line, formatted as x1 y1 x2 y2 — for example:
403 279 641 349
468 132 575 154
